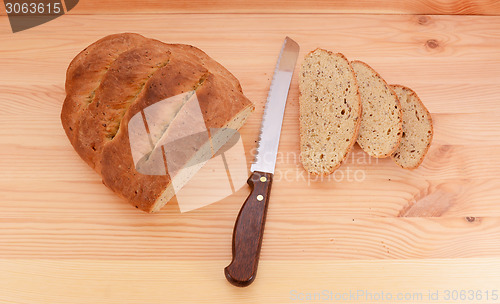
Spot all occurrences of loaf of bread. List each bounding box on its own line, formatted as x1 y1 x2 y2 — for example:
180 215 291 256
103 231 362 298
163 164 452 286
351 61 403 158
390 85 433 169
299 49 362 175
61 33 254 212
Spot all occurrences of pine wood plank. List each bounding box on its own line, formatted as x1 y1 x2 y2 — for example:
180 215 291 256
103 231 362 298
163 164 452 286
67 0 500 15
0 259 499 304
0 215 499 259
2 0 500 15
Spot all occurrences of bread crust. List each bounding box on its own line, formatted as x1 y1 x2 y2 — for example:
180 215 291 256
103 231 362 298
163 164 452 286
390 84 433 169
62 33 150 145
61 33 254 212
351 60 403 158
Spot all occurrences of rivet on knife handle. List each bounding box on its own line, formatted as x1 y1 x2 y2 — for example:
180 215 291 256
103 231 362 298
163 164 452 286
224 171 273 287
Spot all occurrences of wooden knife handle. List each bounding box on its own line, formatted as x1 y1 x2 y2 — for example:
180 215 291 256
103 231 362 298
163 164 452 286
224 171 273 287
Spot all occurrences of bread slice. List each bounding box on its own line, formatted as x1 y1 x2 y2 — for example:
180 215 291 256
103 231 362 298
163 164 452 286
390 85 433 169
351 61 403 158
299 49 362 175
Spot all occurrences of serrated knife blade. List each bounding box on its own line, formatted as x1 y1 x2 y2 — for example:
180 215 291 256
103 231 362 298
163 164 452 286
225 37 299 287
251 37 300 174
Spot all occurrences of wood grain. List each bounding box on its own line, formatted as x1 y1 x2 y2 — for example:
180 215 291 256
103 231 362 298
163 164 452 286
0 214 499 259
2 0 500 15
0 259 500 304
1 259 499 304
1 11 500 303
68 0 500 15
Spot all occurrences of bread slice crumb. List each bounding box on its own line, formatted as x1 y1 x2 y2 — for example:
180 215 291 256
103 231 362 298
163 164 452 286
390 85 433 169
351 61 403 158
299 49 362 175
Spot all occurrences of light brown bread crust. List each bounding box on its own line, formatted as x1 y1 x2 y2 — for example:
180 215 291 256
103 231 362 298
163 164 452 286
75 39 173 172
299 49 362 175
390 85 433 169
99 55 210 211
62 33 150 145
61 33 254 212
351 60 403 158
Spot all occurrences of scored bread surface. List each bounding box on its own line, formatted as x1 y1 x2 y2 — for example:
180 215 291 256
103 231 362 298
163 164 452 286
390 85 433 169
351 61 403 158
61 33 254 212
299 49 362 175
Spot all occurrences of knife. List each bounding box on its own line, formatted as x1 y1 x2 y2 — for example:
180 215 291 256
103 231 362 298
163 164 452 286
224 37 300 287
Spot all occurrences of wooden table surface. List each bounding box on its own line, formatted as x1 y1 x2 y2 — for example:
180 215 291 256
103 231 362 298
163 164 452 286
1 1 500 303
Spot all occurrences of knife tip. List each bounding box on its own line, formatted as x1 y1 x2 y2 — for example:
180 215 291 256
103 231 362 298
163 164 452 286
284 36 300 52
